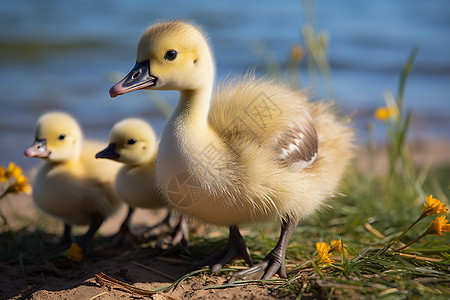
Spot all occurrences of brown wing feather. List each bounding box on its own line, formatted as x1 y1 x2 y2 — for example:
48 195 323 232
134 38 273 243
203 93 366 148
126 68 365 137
275 117 318 169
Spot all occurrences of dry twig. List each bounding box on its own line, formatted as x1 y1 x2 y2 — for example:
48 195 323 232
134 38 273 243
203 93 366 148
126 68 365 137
94 272 178 299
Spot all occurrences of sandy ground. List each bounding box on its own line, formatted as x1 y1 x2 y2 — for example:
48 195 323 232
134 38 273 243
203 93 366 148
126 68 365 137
1 138 449 299
0 197 298 299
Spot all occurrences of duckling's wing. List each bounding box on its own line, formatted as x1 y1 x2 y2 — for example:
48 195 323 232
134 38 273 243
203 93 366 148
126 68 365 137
209 76 318 170
273 119 318 170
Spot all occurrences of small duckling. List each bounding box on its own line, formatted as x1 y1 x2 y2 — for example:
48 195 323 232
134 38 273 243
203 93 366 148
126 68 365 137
95 118 189 247
24 111 122 253
109 21 353 280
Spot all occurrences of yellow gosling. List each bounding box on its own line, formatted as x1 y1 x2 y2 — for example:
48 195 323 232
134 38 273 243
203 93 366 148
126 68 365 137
109 21 354 280
24 111 122 253
96 118 189 247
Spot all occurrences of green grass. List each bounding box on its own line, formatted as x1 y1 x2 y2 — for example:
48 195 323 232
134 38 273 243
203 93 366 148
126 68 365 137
173 157 449 298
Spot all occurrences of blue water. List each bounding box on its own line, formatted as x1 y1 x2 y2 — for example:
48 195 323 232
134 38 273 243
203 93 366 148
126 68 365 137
1 0 449 170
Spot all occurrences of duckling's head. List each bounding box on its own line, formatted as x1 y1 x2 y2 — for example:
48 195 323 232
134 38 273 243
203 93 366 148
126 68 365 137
110 21 214 97
24 111 83 162
96 118 157 166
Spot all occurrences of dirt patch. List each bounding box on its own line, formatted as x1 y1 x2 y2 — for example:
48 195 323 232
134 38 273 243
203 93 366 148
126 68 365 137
0 195 297 299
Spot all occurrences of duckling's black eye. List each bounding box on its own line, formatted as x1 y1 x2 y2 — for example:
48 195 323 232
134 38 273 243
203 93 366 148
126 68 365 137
164 49 178 61
58 134 65 140
127 138 137 145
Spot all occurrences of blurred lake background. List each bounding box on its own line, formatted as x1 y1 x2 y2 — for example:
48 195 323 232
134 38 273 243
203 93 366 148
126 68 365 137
1 0 449 171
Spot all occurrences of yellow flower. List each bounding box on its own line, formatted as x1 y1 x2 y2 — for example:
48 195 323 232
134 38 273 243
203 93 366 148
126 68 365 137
1 162 31 197
421 195 448 217
330 239 346 254
7 162 23 178
374 106 399 121
315 242 334 266
11 174 32 194
67 243 83 262
0 166 7 182
427 215 450 236
290 44 304 62
1 162 24 182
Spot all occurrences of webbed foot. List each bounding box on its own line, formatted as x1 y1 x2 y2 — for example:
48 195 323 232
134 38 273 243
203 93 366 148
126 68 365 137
191 225 253 273
229 217 298 281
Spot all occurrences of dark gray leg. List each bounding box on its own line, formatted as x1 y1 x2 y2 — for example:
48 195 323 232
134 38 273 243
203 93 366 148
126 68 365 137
230 217 298 281
191 225 253 273
109 206 141 247
77 215 104 254
47 222 73 253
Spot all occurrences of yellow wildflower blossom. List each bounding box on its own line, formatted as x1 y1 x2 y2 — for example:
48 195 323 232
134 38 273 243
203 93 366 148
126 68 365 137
330 239 346 254
1 162 24 182
374 106 399 121
395 195 448 243
290 44 304 62
427 215 450 236
315 242 334 266
67 243 83 262
0 166 7 182
316 242 330 254
396 215 450 251
7 162 23 178
421 195 448 217
1 162 32 197
11 174 32 194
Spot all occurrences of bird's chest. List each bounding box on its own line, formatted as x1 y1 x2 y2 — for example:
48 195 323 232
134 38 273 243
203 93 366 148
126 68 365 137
116 168 162 208
33 166 82 211
156 124 230 206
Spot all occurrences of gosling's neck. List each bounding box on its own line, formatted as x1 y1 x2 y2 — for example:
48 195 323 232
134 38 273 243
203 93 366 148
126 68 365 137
128 149 157 169
174 48 215 129
46 148 82 166
176 87 212 128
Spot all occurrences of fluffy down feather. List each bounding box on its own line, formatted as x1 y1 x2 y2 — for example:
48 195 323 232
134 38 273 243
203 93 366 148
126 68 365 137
26 112 122 226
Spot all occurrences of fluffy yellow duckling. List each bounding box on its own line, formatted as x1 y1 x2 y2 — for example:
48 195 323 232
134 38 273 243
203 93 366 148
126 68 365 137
24 111 122 253
96 118 189 247
109 21 353 279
